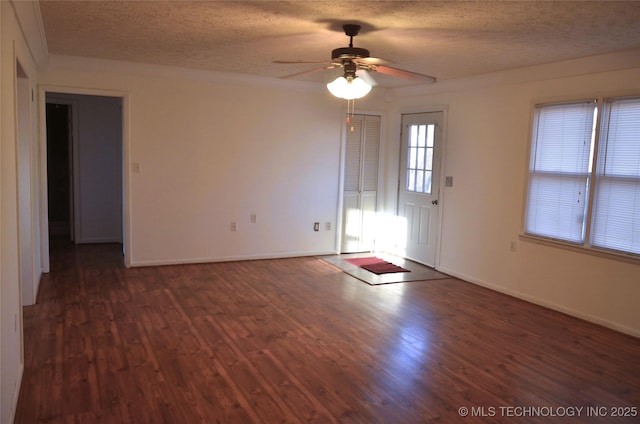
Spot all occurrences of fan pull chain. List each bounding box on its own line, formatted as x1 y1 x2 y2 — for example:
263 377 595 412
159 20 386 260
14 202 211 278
347 98 356 133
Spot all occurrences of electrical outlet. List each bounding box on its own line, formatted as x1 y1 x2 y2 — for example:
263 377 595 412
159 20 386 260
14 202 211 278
510 240 518 252
132 162 141 173
325 222 331 231
250 213 257 223
231 222 237 232
314 222 320 232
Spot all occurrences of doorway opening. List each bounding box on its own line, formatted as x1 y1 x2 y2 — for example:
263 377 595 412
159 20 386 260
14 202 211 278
46 103 72 241
45 93 124 262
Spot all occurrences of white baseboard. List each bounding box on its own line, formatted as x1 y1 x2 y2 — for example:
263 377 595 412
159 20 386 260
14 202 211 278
129 249 338 268
437 266 640 339
8 362 24 424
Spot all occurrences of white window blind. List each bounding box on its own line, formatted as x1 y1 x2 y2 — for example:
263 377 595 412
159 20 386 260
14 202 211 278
591 97 640 254
525 101 597 243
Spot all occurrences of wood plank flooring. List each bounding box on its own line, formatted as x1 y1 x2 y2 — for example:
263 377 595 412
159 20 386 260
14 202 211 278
15 242 640 423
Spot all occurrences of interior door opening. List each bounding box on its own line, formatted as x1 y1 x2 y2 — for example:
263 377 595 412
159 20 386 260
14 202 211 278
45 93 124 262
46 103 73 242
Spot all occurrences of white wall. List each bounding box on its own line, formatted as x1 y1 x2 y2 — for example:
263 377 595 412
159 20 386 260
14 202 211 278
1 1 42 421
382 54 640 337
39 57 345 266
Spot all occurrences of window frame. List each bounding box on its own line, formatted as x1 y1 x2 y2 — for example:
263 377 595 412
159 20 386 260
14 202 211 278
522 93 640 263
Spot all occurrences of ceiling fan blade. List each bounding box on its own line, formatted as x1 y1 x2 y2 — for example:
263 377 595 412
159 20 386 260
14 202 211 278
356 69 378 87
280 65 336 79
354 56 391 66
273 60 328 65
372 65 437 83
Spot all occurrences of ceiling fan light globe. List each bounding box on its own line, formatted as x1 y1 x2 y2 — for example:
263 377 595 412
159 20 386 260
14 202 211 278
327 76 372 100
349 77 372 98
327 76 348 98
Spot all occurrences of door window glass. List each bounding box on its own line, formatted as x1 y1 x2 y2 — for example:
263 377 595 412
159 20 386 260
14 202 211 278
406 124 435 193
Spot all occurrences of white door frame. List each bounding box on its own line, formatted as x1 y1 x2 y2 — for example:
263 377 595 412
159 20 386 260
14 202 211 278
38 85 131 270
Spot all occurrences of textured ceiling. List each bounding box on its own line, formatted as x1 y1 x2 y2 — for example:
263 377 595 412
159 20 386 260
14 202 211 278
38 1 640 87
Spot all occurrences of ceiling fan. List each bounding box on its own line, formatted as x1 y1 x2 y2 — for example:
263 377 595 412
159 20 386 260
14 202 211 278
276 24 437 91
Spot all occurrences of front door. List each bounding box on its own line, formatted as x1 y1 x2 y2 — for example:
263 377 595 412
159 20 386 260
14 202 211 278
398 112 443 266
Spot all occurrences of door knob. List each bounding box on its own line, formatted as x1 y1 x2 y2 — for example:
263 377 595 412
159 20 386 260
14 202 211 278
431 199 439 205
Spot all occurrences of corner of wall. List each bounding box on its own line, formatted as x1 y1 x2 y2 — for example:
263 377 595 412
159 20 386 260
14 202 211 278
438 266 640 339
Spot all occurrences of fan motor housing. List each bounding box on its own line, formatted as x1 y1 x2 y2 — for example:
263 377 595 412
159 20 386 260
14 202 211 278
331 47 370 61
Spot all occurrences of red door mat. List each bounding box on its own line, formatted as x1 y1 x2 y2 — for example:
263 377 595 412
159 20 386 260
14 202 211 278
345 257 410 274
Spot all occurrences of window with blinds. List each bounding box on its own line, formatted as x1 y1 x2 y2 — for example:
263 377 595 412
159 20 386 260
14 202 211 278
591 97 640 255
525 101 596 243
524 96 640 257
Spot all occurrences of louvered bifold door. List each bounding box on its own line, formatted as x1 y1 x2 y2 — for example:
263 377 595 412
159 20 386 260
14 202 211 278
341 114 381 252
360 115 380 250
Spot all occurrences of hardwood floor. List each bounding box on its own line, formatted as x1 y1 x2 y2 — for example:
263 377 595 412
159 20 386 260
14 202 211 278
16 242 640 423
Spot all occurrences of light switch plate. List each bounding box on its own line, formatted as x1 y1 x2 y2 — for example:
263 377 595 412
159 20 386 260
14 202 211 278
445 176 453 187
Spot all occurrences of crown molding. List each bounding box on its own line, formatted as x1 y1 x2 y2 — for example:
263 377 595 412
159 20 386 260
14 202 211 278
391 48 640 98
43 54 327 94
10 0 49 67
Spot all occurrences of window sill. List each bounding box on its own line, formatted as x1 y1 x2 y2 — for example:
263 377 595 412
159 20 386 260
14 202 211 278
519 234 640 266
